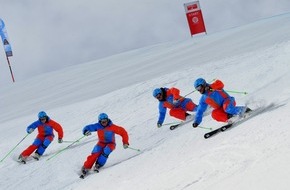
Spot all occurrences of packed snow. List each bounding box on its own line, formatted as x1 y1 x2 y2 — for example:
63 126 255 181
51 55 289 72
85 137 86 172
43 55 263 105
1 13 290 190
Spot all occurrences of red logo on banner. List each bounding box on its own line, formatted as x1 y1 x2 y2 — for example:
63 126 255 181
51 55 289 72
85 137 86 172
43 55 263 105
184 1 206 36
187 4 198 11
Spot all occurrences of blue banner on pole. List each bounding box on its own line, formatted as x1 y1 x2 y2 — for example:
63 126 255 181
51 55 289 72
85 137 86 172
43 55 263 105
0 18 13 57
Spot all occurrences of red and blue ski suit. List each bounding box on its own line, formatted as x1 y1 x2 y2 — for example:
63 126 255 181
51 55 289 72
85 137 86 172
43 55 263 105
157 87 196 124
82 120 129 169
194 80 245 125
20 117 63 157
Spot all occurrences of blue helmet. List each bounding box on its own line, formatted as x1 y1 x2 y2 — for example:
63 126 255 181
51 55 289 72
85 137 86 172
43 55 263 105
98 113 109 121
38 111 47 119
152 88 162 97
194 78 206 89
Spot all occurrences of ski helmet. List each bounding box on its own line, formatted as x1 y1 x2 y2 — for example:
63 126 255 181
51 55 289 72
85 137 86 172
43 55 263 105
152 88 162 97
194 78 206 89
38 111 47 119
98 113 109 121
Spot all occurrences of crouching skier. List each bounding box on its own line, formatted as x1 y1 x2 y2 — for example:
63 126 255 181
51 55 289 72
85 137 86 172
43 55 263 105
18 111 63 163
152 87 197 128
192 78 252 128
80 113 129 178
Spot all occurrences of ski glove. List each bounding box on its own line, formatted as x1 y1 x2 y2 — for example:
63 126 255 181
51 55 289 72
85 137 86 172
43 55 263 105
27 128 34 134
123 144 129 149
84 130 91 136
157 123 162 128
192 123 199 128
58 138 63 143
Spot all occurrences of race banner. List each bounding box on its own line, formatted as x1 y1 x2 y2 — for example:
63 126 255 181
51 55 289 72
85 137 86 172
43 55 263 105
184 1 206 36
0 18 13 57
0 18 15 82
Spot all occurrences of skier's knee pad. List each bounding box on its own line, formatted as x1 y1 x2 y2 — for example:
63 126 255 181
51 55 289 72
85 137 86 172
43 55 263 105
101 152 109 158
41 144 48 149
36 144 47 155
97 154 108 166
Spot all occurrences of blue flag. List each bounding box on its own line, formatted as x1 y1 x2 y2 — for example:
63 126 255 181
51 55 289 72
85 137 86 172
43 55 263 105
0 18 13 57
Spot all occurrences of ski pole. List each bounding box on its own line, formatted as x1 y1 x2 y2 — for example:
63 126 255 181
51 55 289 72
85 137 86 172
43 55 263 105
183 78 217 98
198 126 212 131
62 140 80 143
0 133 30 163
183 90 196 98
162 121 182 126
47 135 86 161
128 146 141 152
225 90 248 95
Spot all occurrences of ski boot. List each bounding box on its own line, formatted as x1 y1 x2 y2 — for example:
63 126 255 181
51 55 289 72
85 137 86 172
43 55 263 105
80 166 88 179
245 107 252 113
94 163 101 173
18 154 27 164
32 152 41 161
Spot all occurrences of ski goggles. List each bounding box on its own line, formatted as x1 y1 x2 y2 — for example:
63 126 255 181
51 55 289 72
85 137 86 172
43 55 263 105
155 93 162 100
195 85 203 91
40 117 47 121
100 119 109 124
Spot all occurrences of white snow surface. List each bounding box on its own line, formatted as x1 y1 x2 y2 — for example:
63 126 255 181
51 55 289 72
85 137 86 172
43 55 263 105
1 13 290 190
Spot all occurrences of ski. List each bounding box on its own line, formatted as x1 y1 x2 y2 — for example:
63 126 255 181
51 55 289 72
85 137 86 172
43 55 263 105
80 171 88 179
17 155 27 164
94 167 100 173
204 103 276 139
18 157 40 164
170 124 180 130
32 155 40 161
17 154 40 164
79 166 100 179
79 170 99 179
18 159 26 164
204 109 253 139
79 174 86 179
204 123 232 139
169 114 195 130
221 123 233 131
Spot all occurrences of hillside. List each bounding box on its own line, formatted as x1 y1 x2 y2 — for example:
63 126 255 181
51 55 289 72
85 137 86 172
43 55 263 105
1 13 290 190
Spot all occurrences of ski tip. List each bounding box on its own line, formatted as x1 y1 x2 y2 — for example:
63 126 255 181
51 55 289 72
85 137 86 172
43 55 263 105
204 134 210 139
170 124 179 130
17 160 26 164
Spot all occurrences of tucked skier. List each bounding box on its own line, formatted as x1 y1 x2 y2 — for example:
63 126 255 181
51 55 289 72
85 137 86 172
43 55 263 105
18 111 63 163
80 113 129 177
192 78 251 128
152 87 197 128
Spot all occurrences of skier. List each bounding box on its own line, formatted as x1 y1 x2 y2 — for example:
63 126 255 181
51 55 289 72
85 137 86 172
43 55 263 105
152 87 197 128
192 78 251 128
18 111 63 162
81 113 129 176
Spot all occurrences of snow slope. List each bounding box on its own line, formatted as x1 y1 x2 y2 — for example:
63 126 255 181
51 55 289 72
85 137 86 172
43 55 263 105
1 13 290 190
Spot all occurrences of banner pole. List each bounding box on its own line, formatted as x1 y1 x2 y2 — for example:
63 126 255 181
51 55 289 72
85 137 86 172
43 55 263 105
6 56 15 82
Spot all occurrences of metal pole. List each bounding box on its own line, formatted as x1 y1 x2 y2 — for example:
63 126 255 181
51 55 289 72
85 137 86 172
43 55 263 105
6 56 15 82
0 133 29 163
46 135 86 161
